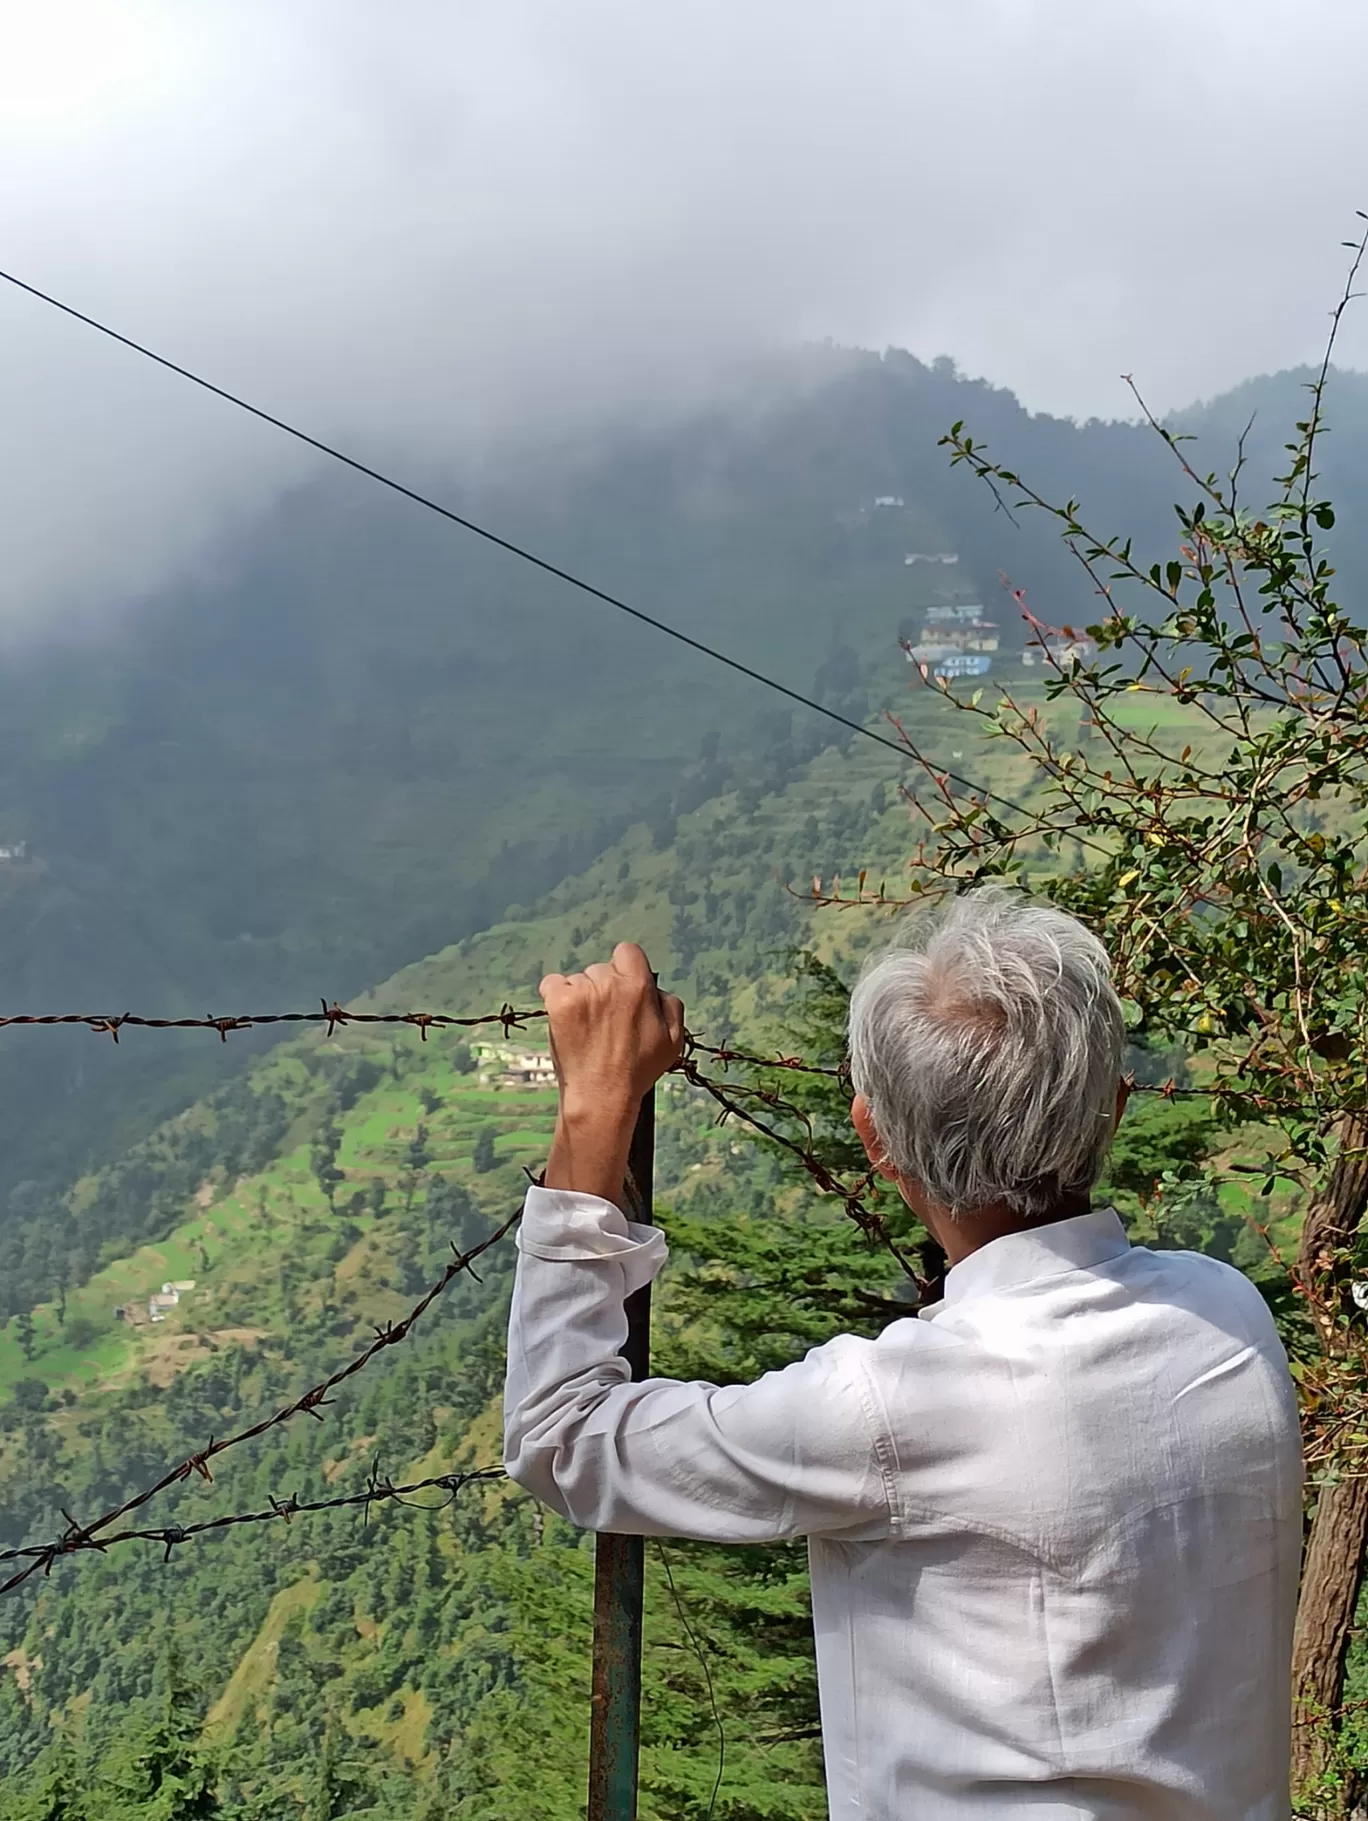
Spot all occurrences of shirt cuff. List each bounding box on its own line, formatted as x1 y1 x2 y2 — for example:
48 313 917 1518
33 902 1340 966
518 1184 668 1291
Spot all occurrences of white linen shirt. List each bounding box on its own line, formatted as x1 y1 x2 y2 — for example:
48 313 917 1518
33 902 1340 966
504 1185 1303 1819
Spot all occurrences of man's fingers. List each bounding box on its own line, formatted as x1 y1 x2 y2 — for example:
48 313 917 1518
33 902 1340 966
661 994 686 1052
611 941 654 981
582 963 627 1008
541 944 682 1106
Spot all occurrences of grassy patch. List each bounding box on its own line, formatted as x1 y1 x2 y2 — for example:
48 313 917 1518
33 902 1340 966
0 1067 555 1406
204 1575 321 1740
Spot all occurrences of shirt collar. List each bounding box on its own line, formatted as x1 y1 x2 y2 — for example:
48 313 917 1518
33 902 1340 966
932 1208 1130 1309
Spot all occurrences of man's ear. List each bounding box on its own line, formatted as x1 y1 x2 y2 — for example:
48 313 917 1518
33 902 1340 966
1114 1079 1131 1130
851 1093 900 1182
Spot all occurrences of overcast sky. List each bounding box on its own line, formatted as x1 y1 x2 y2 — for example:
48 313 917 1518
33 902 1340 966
1 0 1366 629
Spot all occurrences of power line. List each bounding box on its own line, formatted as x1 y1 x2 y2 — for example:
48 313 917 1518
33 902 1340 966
0 266 1020 807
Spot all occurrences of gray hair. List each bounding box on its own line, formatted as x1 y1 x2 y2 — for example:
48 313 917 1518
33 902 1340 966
847 887 1125 1219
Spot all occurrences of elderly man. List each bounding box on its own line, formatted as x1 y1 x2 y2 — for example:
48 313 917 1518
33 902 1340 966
504 889 1302 1818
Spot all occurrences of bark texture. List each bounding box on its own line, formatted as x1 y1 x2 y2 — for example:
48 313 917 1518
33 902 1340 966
1292 1118 1368 1801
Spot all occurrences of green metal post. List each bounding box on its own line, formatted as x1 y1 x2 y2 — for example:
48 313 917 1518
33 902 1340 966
587 1089 654 1821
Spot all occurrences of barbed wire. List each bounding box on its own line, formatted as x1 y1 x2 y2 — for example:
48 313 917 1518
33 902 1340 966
686 1034 1350 1115
675 1051 906 1255
0 1002 895 1228
0 1463 507 1577
0 990 1345 1300
0 1001 545 1043
0 1002 1297 1106
0 1071 894 1594
0 997 1338 1253
0 1015 916 1593
0 1210 518 1594
0 998 1337 1594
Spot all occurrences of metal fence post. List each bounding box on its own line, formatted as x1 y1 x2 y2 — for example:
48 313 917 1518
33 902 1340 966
587 1088 654 1821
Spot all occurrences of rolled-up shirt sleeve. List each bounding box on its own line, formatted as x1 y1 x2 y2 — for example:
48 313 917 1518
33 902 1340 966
503 1185 894 1542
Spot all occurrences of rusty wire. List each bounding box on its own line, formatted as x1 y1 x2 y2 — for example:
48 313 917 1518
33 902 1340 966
0 1000 1314 1594
0 1046 883 1593
0 1464 506 1576
675 1052 908 1261
0 1001 544 1043
0 1004 1266 1104
0 1211 518 1595
0 1018 903 1594
686 1034 1329 1114
0 998 1315 1241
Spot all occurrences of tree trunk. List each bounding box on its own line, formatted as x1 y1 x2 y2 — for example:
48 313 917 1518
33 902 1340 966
1293 1477 1368 1790
1291 1117 1368 1799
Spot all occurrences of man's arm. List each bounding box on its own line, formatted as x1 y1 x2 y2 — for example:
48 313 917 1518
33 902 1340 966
538 941 683 1204
501 945 894 1543
504 1184 893 1540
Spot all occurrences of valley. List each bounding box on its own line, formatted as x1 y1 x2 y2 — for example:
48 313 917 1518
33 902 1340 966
0 352 1361 1815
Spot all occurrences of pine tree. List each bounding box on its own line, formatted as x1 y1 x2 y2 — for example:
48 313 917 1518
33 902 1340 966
100 1649 221 1819
472 1128 497 1175
401 1124 431 1214
310 1118 344 1213
8 1734 86 1821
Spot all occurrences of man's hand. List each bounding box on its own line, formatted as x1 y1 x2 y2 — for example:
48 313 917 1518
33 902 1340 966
540 944 684 1205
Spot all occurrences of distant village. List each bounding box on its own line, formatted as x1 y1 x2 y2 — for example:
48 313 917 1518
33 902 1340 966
115 1279 195 1327
899 549 1098 682
472 1041 557 1088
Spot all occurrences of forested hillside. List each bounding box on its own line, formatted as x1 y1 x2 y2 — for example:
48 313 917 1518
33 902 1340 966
7 351 1366 1221
3 350 1368 1814
0 652 1333 1816
0 692 922 1816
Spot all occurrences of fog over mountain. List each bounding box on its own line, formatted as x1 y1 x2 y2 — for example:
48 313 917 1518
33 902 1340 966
1 0 1366 629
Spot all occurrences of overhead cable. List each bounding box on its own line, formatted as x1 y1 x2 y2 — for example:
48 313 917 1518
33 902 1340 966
0 266 1023 808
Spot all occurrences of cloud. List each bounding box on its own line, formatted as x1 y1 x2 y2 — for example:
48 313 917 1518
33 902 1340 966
0 0 1365 626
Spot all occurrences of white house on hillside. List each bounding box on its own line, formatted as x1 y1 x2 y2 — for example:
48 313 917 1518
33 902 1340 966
472 1042 557 1088
147 1279 196 1322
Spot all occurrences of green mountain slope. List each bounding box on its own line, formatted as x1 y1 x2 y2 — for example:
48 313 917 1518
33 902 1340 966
11 348 1364 1221
0 649 1311 1817
1 353 1363 1814
0 663 1038 1815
